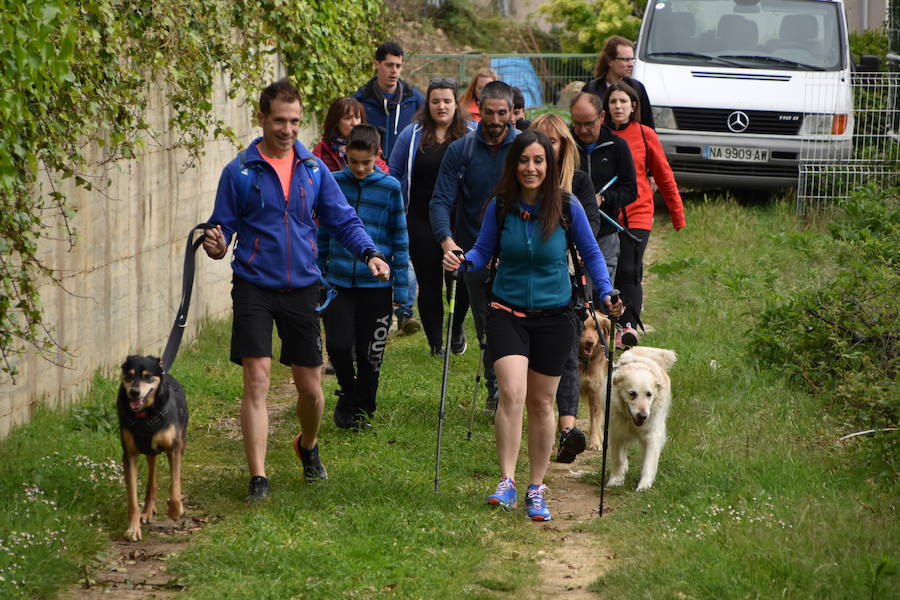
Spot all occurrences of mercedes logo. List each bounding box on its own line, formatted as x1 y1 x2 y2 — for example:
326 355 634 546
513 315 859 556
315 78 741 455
727 111 750 133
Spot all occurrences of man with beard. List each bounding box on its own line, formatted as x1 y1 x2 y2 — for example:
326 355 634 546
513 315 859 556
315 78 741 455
430 81 520 413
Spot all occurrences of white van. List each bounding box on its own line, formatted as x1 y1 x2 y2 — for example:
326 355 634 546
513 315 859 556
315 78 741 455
633 0 859 190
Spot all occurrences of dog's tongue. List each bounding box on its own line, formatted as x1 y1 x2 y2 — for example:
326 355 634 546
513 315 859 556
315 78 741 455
130 398 144 411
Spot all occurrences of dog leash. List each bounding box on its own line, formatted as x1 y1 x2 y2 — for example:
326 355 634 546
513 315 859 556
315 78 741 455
160 223 216 374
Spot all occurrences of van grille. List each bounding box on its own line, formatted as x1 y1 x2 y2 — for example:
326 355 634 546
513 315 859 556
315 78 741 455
672 108 803 135
669 158 798 178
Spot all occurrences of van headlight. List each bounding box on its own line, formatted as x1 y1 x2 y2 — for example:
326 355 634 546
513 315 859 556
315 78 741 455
652 107 678 130
800 114 849 135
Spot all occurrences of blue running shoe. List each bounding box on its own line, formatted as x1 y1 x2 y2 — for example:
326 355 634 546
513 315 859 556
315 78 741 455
525 484 552 521
486 477 517 508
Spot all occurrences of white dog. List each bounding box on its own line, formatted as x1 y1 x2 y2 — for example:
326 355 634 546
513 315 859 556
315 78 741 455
607 346 677 491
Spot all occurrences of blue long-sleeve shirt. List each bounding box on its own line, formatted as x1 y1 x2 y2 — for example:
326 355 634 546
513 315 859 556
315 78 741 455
462 197 614 310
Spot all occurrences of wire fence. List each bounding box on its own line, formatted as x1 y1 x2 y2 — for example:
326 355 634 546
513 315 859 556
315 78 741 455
797 72 900 213
403 53 596 109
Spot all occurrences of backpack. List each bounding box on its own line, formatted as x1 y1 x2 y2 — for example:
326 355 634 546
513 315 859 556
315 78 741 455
233 149 335 312
489 194 593 318
455 133 478 202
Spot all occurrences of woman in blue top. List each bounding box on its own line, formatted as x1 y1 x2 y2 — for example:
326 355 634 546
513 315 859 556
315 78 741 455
443 130 623 521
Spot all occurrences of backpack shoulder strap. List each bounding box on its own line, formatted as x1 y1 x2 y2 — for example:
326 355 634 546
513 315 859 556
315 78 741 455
236 150 263 211
303 157 322 196
457 133 478 200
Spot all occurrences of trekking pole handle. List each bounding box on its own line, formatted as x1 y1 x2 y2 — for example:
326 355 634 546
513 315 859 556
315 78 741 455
449 249 470 280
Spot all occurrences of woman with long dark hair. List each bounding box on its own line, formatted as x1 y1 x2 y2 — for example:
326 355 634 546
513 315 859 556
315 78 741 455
443 130 623 521
389 78 474 354
604 82 685 343
530 113 603 464
313 97 389 173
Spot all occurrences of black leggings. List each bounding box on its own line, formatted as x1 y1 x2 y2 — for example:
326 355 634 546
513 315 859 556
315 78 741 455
614 228 651 327
322 286 392 417
407 212 468 349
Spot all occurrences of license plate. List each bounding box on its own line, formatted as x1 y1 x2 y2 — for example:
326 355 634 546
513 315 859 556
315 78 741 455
702 145 769 162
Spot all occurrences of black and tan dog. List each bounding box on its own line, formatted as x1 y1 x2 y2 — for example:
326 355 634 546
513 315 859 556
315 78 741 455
117 355 188 541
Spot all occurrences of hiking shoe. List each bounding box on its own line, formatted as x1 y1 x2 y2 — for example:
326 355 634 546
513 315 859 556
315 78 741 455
351 411 374 433
293 434 328 482
482 388 499 417
620 324 639 348
486 477 517 509
324 360 336 375
398 314 421 335
555 426 587 463
451 330 467 355
333 389 354 429
245 475 270 502
525 484 552 521
430 345 444 357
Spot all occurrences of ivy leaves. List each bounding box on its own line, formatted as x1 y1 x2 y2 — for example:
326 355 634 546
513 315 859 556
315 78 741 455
0 0 383 379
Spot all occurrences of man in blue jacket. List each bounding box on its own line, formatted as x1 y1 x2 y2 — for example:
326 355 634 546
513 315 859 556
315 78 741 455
429 81 520 412
202 79 391 502
353 41 425 159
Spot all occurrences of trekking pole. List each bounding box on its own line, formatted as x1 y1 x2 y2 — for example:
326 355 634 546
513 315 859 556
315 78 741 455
599 289 620 517
436 250 468 492
466 334 486 440
596 176 642 244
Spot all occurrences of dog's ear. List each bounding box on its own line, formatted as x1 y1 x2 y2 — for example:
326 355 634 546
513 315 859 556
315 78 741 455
122 355 138 370
601 316 611 339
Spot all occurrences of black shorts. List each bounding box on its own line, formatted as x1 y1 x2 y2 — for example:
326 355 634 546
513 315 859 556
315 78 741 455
485 306 577 377
230 275 323 367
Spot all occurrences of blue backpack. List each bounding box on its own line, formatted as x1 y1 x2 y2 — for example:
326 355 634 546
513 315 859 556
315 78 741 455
233 149 335 312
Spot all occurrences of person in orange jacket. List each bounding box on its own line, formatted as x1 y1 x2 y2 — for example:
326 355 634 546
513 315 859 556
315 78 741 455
459 67 496 122
603 81 686 344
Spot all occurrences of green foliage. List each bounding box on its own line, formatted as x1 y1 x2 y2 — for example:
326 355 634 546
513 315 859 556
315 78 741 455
539 0 642 55
849 27 889 69
0 0 383 380
428 0 556 52
752 185 900 430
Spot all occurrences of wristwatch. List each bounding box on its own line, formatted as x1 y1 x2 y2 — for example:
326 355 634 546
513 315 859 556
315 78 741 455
362 249 386 265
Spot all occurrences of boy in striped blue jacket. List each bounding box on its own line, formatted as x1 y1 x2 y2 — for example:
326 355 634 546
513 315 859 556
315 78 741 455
317 124 409 430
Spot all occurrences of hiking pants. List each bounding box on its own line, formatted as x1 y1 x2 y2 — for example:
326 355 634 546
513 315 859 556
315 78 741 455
323 286 393 417
614 228 651 327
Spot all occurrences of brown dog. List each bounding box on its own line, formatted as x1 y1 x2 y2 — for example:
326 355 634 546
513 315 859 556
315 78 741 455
117 355 188 541
578 313 611 450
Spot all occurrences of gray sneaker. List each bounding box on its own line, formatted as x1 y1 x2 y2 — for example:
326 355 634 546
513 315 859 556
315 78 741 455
451 330 467 355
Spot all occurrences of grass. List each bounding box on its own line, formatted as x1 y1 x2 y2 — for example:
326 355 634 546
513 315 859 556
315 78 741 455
0 195 896 598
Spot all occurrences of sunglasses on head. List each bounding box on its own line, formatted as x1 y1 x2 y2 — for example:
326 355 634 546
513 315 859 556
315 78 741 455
429 77 458 89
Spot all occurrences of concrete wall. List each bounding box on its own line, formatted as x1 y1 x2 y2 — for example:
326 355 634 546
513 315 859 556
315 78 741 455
0 67 320 438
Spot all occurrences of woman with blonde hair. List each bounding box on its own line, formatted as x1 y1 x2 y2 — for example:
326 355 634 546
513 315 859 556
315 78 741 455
459 67 497 122
529 113 603 464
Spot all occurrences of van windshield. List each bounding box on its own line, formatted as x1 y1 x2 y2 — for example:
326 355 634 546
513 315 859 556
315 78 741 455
641 0 845 71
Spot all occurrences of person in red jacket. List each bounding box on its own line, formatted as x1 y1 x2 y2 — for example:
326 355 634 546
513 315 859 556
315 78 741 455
458 67 496 122
603 81 686 345
312 97 389 174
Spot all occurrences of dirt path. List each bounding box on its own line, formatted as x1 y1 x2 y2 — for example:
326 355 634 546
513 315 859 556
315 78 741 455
59 397 294 599
528 231 663 598
528 427 618 599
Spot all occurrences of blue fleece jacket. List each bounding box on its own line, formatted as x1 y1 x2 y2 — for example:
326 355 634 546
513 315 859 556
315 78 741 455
387 120 477 209
354 78 425 158
429 123 520 249
462 197 614 310
316 166 410 304
208 138 376 290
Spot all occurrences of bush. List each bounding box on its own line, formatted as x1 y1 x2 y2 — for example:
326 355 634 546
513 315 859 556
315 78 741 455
752 185 899 429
